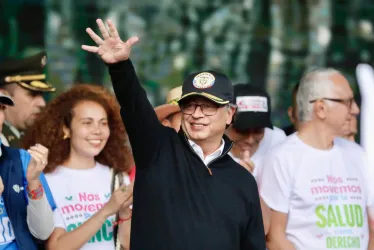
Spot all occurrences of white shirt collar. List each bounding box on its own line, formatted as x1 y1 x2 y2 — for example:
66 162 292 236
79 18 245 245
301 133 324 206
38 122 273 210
188 139 225 166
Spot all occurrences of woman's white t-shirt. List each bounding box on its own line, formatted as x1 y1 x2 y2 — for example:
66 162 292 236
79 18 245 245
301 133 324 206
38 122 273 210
46 163 119 250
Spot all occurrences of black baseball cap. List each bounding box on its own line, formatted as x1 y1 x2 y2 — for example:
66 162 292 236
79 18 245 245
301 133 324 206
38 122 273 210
177 70 234 105
232 84 273 130
0 90 14 106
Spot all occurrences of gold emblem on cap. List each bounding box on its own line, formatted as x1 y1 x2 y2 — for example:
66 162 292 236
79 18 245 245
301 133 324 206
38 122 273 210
41 56 47 67
18 81 55 92
193 72 215 89
30 81 49 89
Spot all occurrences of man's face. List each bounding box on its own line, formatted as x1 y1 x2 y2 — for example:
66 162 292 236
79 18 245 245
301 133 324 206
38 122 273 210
316 73 360 137
5 84 46 130
180 97 235 143
226 126 265 158
343 115 358 142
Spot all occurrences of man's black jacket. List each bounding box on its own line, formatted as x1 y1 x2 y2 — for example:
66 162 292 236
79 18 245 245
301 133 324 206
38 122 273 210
109 60 266 250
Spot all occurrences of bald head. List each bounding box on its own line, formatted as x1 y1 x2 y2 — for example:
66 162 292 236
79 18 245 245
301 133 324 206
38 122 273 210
297 68 339 122
329 73 353 96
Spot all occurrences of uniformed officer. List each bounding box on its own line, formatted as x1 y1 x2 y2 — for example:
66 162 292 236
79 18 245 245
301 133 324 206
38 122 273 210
0 52 56 147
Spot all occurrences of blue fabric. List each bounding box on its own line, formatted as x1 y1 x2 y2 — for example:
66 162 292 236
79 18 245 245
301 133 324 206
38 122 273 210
18 149 56 211
0 242 18 250
0 146 39 250
0 197 18 250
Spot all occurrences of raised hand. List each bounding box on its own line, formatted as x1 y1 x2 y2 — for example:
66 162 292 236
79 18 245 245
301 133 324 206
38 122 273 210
26 144 49 184
82 18 139 64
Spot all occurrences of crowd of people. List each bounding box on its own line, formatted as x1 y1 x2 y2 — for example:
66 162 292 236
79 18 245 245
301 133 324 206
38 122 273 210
0 18 372 250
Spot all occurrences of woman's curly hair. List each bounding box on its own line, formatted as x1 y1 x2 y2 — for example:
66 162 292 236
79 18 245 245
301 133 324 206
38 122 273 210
22 84 133 174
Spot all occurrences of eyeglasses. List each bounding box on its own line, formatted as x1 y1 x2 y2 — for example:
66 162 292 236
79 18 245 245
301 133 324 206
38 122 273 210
180 103 222 116
309 98 355 108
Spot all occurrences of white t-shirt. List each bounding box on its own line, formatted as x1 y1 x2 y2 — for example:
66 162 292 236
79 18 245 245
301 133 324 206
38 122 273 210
46 163 118 250
229 126 287 178
259 134 370 250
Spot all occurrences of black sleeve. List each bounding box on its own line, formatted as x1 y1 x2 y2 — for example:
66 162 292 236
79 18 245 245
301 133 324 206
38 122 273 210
242 180 266 250
108 60 166 168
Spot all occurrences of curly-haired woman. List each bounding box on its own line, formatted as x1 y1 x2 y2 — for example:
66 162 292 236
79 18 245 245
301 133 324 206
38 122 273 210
22 84 134 250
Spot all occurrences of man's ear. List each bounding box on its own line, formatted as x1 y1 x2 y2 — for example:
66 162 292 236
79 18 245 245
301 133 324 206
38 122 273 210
315 101 328 120
226 105 237 125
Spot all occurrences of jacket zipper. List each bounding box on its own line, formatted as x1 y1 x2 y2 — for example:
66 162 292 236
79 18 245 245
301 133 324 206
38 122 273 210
206 142 233 175
183 133 233 176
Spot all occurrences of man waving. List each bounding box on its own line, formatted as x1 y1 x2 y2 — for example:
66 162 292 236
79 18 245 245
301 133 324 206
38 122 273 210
82 19 265 250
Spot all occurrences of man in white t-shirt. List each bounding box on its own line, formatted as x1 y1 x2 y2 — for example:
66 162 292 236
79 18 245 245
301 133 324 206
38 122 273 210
226 84 286 178
259 68 374 249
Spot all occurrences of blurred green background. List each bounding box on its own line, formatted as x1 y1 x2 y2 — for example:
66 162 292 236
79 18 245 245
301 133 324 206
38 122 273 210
1 0 374 131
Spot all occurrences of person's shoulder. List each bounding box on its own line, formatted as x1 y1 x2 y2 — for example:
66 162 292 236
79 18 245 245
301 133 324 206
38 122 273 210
334 137 364 154
44 166 64 180
267 126 288 146
259 134 303 174
1 145 21 153
226 160 260 202
0 146 22 167
273 126 287 137
0 146 24 161
95 162 112 173
95 162 120 181
266 133 299 156
224 156 258 187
